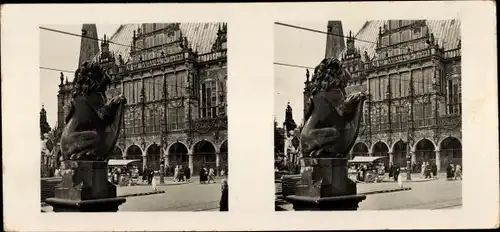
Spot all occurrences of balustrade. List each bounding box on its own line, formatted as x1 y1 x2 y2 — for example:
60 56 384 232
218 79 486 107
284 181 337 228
198 50 227 63
443 48 461 59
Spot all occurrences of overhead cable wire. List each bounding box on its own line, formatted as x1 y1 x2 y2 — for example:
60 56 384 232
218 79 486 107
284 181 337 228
39 26 131 48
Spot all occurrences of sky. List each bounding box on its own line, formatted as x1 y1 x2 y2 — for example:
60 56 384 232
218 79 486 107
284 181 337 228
40 24 121 128
274 20 367 127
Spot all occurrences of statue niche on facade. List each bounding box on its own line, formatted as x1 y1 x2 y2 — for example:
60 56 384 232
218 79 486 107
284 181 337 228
60 61 126 161
285 58 367 211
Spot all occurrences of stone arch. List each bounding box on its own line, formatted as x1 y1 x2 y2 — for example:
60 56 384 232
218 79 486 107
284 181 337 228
126 144 143 171
350 142 369 160
391 140 408 167
439 137 462 167
168 142 189 174
192 140 217 176
371 141 390 167
108 145 124 160
370 141 389 156
146 143 161 171
414 138 436 164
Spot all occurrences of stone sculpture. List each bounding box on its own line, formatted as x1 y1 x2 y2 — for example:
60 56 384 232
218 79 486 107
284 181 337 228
45 61 127 212
285 58 367 210
60 61 126 161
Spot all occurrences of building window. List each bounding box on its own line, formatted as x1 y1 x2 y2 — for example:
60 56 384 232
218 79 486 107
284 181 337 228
168 107 185 130
447 79 461 114
200 80 218 118
390 33 400 45
168 74 184 98
390 74 401 98
412 69 423 95
414 102 433 127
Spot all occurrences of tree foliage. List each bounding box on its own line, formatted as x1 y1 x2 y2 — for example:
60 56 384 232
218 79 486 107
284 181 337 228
274 119 285 155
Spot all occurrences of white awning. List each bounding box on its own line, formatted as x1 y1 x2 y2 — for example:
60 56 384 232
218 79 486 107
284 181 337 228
108 159 141 166
348 156 388 163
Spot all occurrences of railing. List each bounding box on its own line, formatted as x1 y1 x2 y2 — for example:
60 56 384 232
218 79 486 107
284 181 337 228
371 48 432 68
198 50 227 63
444 48 461 59
126 52 185 71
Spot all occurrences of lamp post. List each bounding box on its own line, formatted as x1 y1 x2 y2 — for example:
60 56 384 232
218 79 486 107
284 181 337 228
159 116 165 184
406 92 412 181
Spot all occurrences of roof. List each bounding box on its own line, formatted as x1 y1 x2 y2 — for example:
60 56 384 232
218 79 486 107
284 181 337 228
339 19 461 61
349 156 388 163
108 159 141 166
94 23 225 64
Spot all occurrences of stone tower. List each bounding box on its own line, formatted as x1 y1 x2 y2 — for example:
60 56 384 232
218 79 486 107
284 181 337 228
283 102 297 133
78 24 100 67
325 21 345 59
40 104 51 139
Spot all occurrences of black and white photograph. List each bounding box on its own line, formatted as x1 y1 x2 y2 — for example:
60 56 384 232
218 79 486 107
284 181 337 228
274 19 463 211
39 22 229 212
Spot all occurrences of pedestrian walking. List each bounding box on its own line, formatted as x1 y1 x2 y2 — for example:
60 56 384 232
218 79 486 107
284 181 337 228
446 163 454 180
208 167 216 184
397 173 404 189
179 165 185 182
393 164 400 182
219 179 229 211
151 175 158 191
420 162 427 179
431 162 438 178
199 167 206 184
186 166 191 182
454 164 462 180
174 165 180 182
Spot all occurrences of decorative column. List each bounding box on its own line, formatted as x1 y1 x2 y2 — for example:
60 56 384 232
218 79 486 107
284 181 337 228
411 151 416 163
122 153 127 160
435 149 441 173
188 152 194 176
142 152 147 171
164 149 170 167
216 152 221 175
388 152 394 165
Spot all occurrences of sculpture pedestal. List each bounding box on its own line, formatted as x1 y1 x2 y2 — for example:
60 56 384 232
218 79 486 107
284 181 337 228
45 161 126 212
285 157 366 211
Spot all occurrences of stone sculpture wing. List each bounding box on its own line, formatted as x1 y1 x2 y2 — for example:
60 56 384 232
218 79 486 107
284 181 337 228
338 98 365 155
100 100 125 158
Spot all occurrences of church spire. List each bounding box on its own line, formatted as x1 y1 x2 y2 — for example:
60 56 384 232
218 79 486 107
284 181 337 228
325 21 345 59
78 24 100 67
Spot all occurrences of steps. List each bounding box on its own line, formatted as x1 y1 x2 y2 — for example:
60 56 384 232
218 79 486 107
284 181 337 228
40 177 62 202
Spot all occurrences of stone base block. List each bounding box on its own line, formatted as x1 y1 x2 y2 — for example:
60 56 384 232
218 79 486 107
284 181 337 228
45 197 126 212
45 160 126 212
285 194 366 211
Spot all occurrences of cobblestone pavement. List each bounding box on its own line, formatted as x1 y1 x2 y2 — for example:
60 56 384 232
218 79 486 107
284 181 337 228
358 178 462 210
118 180 222 211
41 176 225 212
275 177 461 211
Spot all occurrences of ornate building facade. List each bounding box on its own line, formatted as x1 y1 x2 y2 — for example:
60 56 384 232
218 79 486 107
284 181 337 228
304 20 462 172
57 23 228 175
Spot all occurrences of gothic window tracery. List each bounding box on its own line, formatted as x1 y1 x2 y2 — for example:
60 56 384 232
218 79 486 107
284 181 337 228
200 79 218 118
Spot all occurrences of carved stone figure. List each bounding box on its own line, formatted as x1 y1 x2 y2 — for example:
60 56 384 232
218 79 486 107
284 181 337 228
300 58 367 159
60 61 127 161
46 61 127 212
285 58 367 211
